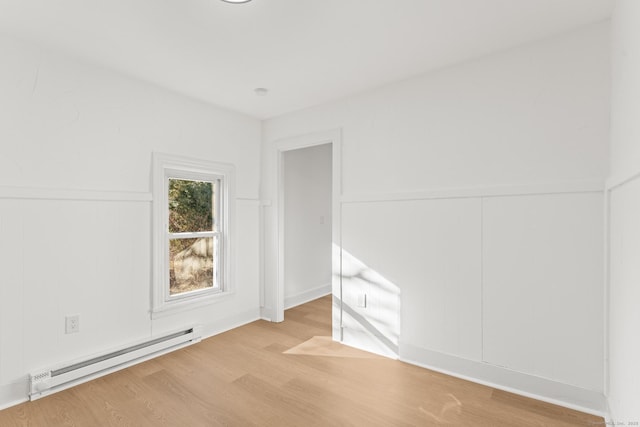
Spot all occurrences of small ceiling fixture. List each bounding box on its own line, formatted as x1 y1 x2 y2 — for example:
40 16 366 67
221 0 252 3
254 88 269 96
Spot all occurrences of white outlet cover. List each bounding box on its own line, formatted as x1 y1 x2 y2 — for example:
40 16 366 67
65 315 80 334
357 294 367 308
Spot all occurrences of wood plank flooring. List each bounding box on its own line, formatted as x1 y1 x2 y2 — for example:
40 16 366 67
0 296 604 426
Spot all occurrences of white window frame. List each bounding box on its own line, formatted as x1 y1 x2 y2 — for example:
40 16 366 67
152 152 235 317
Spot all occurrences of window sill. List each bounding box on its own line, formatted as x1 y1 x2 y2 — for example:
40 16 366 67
150 290 235 319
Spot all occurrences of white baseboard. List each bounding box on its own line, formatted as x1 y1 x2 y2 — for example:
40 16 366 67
400 343 606 417
284 283 331 310
201 308 261 339
604 399 614 425
260 306 275 322
0 381 29 411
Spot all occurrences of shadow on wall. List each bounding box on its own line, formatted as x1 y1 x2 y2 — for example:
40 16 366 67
336 246 401 359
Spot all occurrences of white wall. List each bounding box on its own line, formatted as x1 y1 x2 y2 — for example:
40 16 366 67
263 22 609 412
342 198 481 360
265 25 609 195
283 144 332 309
607 0 640 422
482 193 603 392
0 34 261 408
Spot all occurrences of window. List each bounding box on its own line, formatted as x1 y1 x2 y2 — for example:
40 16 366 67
152 153 235 315
168 177 220 295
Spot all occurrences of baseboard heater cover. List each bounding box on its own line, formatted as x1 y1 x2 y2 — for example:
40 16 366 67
29 325 202 400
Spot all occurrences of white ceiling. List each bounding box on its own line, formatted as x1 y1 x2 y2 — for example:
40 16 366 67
0 0 614 119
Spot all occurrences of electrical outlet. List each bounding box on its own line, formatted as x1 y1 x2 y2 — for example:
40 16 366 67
357 293 367 308
65 315 80 334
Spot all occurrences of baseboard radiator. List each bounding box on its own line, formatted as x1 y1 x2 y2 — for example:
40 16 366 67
29 325 202 400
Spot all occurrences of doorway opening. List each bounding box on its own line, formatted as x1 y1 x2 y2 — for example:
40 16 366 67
282 144 332 311
271 129 342 342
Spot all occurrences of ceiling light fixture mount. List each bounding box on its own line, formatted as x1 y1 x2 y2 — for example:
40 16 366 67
254 88 269 96
221 0 252 3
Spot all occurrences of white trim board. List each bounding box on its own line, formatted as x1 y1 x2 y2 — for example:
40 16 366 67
0 186 257 204
200 308 261 340
400 343 606 417
0 381 29 411
342 181 604 204
269 128 343 328
0 186 152 202
606 169 640 191
284 283 332 310
260 306 276 322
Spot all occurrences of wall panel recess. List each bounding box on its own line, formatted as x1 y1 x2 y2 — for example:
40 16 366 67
342 198 482 360
482 192 604 391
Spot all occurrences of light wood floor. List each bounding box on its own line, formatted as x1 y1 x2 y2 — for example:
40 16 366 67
0 296 603 426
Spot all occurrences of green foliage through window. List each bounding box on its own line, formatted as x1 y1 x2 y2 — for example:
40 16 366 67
168 178 216 294
168 179 213 234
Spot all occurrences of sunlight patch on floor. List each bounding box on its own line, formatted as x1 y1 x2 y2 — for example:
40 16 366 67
284 336 385 359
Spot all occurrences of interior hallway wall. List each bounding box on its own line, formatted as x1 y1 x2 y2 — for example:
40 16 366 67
283 144 332 309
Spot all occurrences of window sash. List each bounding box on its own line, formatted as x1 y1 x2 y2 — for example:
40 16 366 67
166 176 222 232
165 175 224 301
167 230 223 295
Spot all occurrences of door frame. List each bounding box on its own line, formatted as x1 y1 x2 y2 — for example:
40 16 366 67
273 129 342 340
